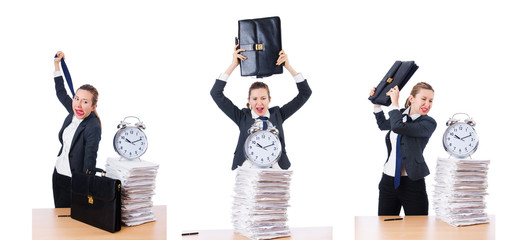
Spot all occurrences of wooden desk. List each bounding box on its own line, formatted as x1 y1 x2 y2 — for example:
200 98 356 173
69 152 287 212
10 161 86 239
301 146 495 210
181 227 332 240
355 215 495 240
32 205 166 240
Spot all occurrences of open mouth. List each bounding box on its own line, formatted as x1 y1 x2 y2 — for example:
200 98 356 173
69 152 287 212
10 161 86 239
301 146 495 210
421 107 429 113
75 109 85 116
256 107 264 113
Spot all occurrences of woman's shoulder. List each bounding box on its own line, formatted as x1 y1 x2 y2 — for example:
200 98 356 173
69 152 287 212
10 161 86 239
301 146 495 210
84 113 101 128
419 114 437 126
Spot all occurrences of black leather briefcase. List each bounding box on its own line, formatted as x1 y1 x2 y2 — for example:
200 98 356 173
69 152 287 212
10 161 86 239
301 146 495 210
238 16 282 78
71 168 121 233
368 61 419 106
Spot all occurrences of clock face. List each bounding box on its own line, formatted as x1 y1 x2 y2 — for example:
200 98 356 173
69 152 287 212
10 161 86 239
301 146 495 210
114 127 148 159
443 122 478 158
244 130 282 167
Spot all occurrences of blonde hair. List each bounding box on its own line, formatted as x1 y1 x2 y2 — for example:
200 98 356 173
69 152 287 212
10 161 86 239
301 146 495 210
246 81 270 109
405 82 434 109
78 84 101 126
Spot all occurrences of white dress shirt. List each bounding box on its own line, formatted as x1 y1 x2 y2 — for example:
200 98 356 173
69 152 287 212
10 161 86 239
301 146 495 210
55 117 83 177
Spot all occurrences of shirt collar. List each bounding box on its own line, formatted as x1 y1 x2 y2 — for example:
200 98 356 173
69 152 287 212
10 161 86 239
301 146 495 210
71 116 84 126
251 109 270 119
404 108 421 121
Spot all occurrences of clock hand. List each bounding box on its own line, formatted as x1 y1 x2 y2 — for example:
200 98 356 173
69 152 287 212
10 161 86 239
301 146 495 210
460 134 472 140
256 143 265 149
132 137 143 144
125 138 135 145
263 142 275 149
454 135 464 141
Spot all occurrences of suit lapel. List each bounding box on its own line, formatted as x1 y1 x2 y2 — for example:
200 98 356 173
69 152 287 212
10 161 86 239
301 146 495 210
71 113 94 147
59 114 74 144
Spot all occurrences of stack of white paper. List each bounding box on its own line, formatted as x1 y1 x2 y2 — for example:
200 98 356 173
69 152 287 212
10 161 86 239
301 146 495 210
433 157 490 227
105 157 159 226
232 167 292 240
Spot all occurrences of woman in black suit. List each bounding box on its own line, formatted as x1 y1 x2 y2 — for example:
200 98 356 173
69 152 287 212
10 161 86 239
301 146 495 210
370 82 436 216
52 51 102 208
210 46 311 170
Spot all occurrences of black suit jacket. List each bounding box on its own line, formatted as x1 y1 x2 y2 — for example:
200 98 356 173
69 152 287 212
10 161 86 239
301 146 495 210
211 79 312 170
374 108 436 180
55 76 101 174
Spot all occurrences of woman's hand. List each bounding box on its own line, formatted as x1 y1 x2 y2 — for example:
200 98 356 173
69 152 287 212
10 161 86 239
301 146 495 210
54 51 64 71
232 44 246 66
370 87 381 108
277 50 298 76
224 45 246 75
386 86 400 107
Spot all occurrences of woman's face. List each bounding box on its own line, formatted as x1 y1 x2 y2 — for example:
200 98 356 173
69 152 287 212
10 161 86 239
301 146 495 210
409 89 434 116
72 89 97 119
248 88 271 116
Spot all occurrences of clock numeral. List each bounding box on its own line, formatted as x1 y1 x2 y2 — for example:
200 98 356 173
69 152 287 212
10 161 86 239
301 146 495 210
252 141 256 144
121 136 125 139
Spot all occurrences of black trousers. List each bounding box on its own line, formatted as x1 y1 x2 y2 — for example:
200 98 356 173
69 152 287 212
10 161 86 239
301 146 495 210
52 168 72 208
378 173 428 216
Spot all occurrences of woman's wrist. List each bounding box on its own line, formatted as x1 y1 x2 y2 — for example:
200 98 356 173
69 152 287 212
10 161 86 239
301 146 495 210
225 63 238 76
284 63 298 76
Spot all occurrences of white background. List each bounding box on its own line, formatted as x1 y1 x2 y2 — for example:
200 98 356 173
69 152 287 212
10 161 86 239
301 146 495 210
1 0 528 239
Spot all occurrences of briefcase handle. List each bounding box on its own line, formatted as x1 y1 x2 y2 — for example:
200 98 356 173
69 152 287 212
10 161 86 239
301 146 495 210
86 168 106 177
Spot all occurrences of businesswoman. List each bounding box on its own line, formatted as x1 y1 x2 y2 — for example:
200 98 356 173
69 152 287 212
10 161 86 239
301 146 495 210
210 46 312 170
53 51 102 208
370 82 436 216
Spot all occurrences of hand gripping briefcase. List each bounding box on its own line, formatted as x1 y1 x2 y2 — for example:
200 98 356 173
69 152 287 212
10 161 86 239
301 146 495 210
71 168 121 233
237 16 283 78
368 61 419 106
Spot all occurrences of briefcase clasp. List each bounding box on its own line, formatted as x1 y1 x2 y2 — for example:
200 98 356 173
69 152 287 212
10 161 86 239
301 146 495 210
386 77 393 83
88 195 94 204
255 44 264 51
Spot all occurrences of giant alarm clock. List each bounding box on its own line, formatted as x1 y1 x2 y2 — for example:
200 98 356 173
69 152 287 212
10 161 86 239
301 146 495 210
113 116 148 160
244 118 282 168
442 113 479 158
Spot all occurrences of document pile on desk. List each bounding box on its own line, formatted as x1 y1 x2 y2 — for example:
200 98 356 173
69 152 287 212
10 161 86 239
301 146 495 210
433 157 490 226
232 167 292 240
105 157 159 226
